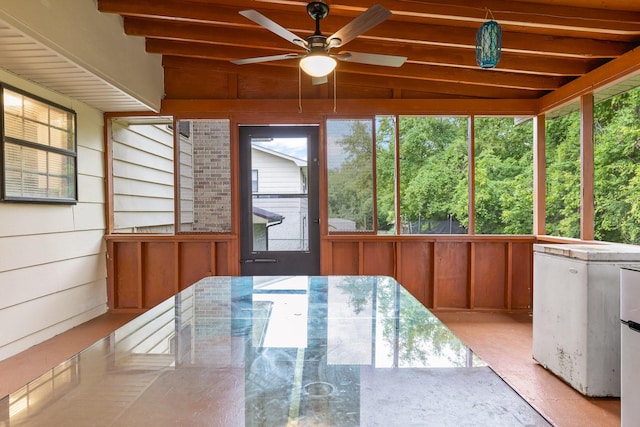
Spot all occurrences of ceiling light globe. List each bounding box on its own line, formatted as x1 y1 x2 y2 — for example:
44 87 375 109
300 55 337 77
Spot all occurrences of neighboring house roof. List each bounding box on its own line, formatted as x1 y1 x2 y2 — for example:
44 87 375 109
252 144 306 167
253 206 284 225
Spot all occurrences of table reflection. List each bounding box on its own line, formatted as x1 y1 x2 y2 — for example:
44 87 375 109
1 276 549 426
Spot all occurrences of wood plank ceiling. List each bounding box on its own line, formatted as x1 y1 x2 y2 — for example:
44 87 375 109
97 0 640 102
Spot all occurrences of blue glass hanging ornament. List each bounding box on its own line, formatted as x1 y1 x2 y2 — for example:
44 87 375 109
475 10 502 69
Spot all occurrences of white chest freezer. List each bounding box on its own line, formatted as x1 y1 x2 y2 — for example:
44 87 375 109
620 266 640 427
532 243 640 397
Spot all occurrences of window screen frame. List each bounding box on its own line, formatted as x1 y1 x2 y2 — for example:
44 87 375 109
1 83 78 204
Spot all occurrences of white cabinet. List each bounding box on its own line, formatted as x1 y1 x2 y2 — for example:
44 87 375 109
532 243 640 397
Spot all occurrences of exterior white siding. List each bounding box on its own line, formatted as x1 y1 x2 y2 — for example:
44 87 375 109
0 70 108 361
111 121 175 233
252 146 308 251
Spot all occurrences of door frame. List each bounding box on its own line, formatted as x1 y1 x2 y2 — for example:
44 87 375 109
238 125 320 276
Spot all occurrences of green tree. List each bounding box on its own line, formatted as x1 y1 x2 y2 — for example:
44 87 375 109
545 111 581 238
327 120 374 230
594 87 640 244
376 116 396 231
399 116 468 233
474 117 533 234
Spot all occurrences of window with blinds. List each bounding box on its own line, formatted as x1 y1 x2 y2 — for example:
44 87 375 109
1 85 77 203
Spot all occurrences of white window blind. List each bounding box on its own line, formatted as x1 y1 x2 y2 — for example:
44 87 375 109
2 85 77 203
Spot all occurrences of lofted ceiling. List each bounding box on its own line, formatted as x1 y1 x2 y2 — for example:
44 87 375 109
96 0 640 104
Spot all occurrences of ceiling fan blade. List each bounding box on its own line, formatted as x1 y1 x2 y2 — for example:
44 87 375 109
327 4 391 48
239 10 307 48
336 51 406 67
232 53 302 65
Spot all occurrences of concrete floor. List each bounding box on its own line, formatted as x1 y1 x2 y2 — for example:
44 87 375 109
0 310 620 426
432 311 620 427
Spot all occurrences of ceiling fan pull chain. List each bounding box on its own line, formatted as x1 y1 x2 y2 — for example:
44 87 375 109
298 65 303 113
333 68 338 113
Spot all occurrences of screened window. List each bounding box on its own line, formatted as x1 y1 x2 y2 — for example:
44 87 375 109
593 87 640 244
545 107 581 238
326 119 375 233
399 116 468 235
111 116 175 233
1 85 77 203
474 117 533 234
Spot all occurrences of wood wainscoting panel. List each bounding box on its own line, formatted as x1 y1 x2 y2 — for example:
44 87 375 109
362 241 395 277
106 235 239 312
215 241 239 276
112 241 140 309
397 241 434 307
510 242 534 310
142 242 177 309
472 242 507 309
433 241 470 309
179 241 213 290
330 242 360 275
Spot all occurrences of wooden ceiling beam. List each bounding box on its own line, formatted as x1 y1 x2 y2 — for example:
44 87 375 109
539 45 640 113
114 5 633 59
160 54 542 99
160 97 539 116
161 55 560 95
145 35 596 77
124 17 625 67
180 0 640 37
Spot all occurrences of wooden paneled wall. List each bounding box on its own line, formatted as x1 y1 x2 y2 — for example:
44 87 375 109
322 235 536 312
106 233 536 313
105 235 239 313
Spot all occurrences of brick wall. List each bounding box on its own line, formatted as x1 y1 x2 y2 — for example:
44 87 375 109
191 120 232 232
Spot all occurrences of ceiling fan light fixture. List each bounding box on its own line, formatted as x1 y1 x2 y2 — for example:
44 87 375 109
300 54 336 77
475 18 502 69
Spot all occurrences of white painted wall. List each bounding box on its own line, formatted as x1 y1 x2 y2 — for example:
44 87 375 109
0 69 107 361
0 0 163 111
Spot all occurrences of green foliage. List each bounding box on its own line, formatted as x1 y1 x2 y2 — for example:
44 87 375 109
376 116 396 230
328 86 640 242
545 111 581 238
474 118 533 234
327 120 374 230
593 87 640 244
398 117 468 232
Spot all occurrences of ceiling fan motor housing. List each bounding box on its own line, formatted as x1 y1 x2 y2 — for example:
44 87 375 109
307 1 329 20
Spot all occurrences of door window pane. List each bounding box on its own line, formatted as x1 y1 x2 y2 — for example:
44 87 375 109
250 138 309 251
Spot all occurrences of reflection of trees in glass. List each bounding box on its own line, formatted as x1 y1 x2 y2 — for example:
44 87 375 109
327 120 374 231
335 276 374 315
381 287 469 366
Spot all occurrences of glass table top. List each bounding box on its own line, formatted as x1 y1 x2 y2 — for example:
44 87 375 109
0 276 549 426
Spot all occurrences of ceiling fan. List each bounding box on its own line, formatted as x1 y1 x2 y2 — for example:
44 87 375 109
231 1 407 82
